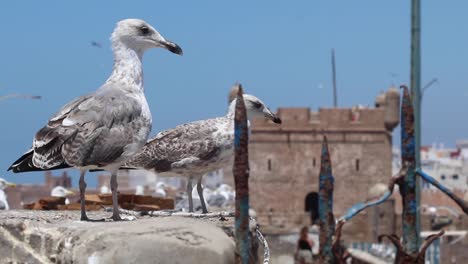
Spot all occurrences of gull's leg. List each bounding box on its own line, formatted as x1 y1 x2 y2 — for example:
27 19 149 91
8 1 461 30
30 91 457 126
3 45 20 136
79 170 89 221
110 171 122 221
197 176 208 214
187 177 193 213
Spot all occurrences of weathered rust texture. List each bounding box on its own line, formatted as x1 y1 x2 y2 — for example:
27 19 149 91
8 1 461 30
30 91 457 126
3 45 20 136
379 231 444 264
331 221 350 264
318 136 335 264
233 85 251 264
399 85 419 253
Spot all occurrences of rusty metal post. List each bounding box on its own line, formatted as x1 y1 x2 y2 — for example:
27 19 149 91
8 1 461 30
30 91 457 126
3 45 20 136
233 85 251 264
379 231 444 264
400 85 420 254
318 136 335 264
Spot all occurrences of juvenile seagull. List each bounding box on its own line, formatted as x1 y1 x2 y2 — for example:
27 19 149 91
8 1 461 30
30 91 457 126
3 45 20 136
123 85 281 213
0 178 15 210
8 19 182 221
51 186 75 205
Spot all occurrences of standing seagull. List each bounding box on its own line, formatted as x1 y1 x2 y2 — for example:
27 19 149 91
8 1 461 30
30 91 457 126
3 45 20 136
0 178 15 210
123 84 281 213
8 19 183 221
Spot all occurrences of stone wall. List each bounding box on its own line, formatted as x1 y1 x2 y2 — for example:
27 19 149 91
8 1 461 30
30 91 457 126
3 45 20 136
0 211 236 264
224 106 394 232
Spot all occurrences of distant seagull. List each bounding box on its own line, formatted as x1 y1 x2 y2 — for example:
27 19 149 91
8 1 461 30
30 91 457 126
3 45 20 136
154 182 167 198
51 186 74 205
100 185 111 194
91 41 103 48
0 178 16 210
0 94 41 101
208 184 235 208
8 19 183 221
123 84 281 213
135 185 145 195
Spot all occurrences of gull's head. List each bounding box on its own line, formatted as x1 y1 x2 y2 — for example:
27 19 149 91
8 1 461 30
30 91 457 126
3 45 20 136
156 182 167 189
242 94 282 124
0 178 16 190
51 186 74 197
111 18 183 55
228 84 281 124
230 94 282 124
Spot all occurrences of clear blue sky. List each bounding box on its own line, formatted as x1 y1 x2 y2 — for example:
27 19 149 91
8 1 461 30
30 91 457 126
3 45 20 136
1 1 467 186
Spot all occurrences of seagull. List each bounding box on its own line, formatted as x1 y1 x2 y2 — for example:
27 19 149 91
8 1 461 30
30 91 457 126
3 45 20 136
123 85 281 213
154 182 167 198
91 41 103 48
50 186 75 204
8 19 183 221
207 184 235 208
100 185 111 194
207 189 227 208
135 185 145 195
0 178 16 210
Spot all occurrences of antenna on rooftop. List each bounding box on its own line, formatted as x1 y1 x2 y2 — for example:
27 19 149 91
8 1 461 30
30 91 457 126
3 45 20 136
331 49 338 108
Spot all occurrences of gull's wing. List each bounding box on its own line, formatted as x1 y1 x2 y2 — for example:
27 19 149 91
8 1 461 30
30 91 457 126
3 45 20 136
124 117 228 173
11 87 151 172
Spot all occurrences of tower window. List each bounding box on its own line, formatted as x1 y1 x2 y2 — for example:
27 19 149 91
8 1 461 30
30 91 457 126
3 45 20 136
268 159 272 171
355 159 360 171
313 158 316 167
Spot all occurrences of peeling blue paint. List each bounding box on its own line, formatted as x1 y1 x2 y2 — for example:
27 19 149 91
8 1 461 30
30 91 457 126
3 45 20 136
234 123 246 148
400 85 420 254
339 190 392 222
318 136 335 264
417 169 468 215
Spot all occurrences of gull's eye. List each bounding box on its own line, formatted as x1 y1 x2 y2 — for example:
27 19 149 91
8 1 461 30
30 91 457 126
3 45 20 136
140 26 150 35
252 101 262 109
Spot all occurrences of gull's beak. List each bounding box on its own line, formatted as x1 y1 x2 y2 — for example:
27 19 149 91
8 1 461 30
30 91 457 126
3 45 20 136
6 182 16 188
149 30 183 55
272 115 282 124
264 108 282 124
161 40 183 55
66 189 75 196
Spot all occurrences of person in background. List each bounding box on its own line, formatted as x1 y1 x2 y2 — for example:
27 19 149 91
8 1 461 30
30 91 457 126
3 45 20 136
295 226 314 264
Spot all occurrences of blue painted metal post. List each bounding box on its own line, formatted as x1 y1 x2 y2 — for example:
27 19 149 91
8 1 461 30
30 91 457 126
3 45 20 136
318 136 335 264
416 169 468 215
338 190 392 223
410 0 422 250
400 85 420 254
233 85 251 264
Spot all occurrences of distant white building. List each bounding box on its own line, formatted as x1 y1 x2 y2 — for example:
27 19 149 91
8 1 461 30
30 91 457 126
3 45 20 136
392 141 468 191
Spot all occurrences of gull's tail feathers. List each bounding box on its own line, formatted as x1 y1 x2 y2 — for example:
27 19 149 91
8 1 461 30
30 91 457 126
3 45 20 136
8 149 70 173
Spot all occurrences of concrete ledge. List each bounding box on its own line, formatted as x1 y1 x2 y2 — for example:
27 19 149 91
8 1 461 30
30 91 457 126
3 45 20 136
0 210 236 264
